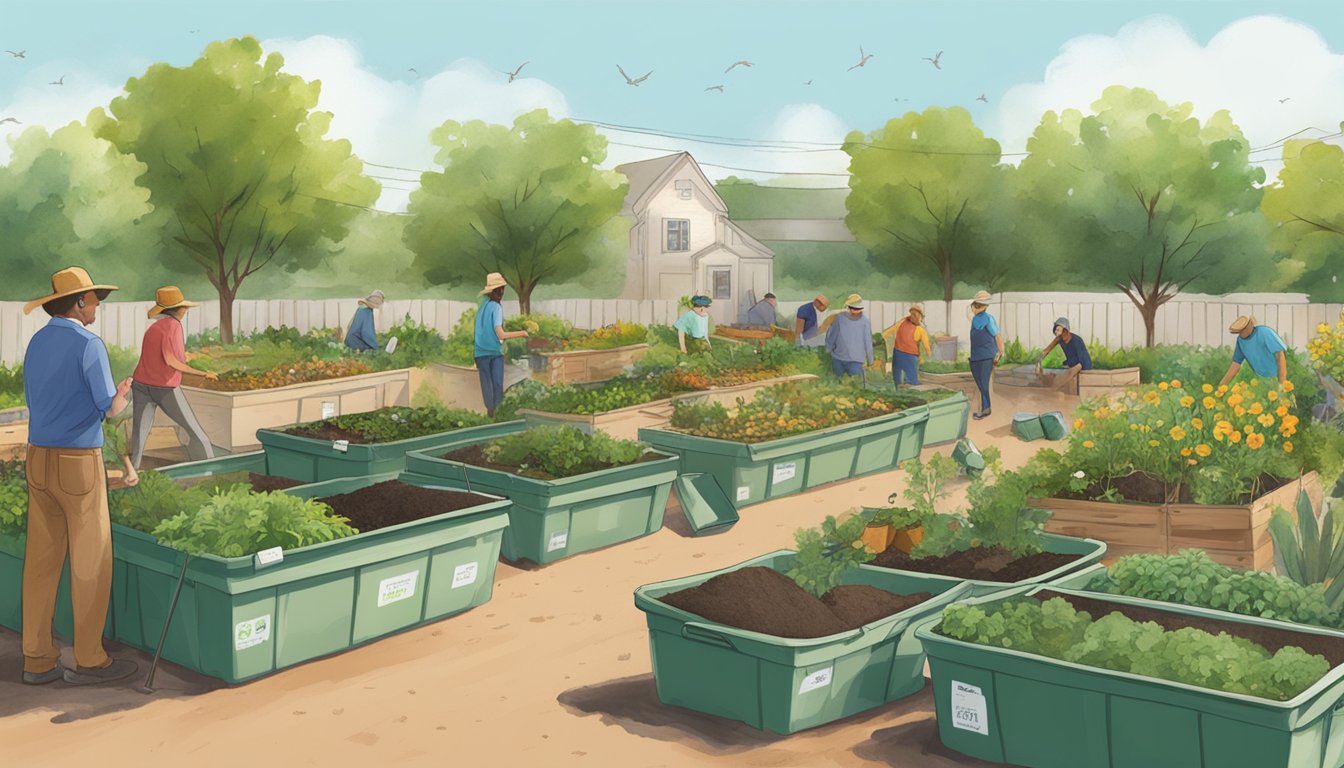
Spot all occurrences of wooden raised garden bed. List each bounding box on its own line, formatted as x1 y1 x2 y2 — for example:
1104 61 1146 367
529 342 650 386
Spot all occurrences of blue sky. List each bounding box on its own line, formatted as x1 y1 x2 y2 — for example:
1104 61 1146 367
4 0 1343 207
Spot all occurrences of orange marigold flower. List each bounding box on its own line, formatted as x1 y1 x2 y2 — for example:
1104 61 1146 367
1195 444 1212 458
1170 379 1182 388
1159 382 1170 391
1180 447 1192 457
1276 405 1289 417
1284 381 1295 392
1247 433 1265 449
1202 383 1214 394
1191 418 1204 430
1202 397 1216 409
1169 426 1187 441
1074 418 1085 430
1229 431 1242 444
1268 390 1278 401
1258 414 1275 428
1284 441 1294 453
1179 396 1195 408
1188 458 1198 465
1083 440 1095 449
1249 402 1264 415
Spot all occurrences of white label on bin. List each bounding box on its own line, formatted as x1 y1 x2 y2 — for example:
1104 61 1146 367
451 562 479 589
798 666 833 694
951 681 989 735
772 462 797 484
254 547 284 568
547 530 569 552
331 439 350 453
377 571 419 607
321 401 336 419
736 486 750 502
234 615 271 651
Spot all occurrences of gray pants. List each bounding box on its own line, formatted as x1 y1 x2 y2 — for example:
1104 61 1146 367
130 381 214 468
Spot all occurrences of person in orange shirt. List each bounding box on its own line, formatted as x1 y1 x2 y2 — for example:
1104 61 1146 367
882 303 933 386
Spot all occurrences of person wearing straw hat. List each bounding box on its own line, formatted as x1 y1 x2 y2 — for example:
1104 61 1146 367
475 272 528 417
129 286 217 469
674 295 714 354
344 289 385 352
1036 316 1092 391
1220 315 1288 386
824 294 874 378
19 267 138 685
794 294 829 347
882 303 933 387
968 290 1004 419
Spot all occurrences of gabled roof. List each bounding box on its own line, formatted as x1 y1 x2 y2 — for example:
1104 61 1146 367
615 152 727 216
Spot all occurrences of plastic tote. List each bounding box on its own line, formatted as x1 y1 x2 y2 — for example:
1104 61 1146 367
1012 413 1046 441
111 471 510 683
1040 410 1069 441
634 550 973 734
402 423 679 564
916 584 1344 768
637 405 929 509
867 532 1107 599
256 419 525 483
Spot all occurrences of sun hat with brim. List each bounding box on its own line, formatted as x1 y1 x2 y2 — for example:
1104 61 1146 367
970 290 994 305
845 293 865 309
691 295 713 307
24 267 118 315
147 286 200 318
1052 317 1071 332
815 295 830 309
359 289 385 308
479 272 508 295
909 303 925 317
1229 316 1256 333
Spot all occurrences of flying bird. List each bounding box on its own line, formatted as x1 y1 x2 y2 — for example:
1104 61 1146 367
724 60 753 74
1278 97 1291 103
4 50 24 59
803 79 813 86
0 117 20 126
49 76 64 86
505 61 528 82
847 46 874 71
408 67 420 79
705 85 724 93
617 64 651 86
924 51 943 69
976 93 988 102
189 29 200 34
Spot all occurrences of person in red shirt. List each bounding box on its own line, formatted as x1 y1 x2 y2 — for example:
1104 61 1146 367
129 286 218 468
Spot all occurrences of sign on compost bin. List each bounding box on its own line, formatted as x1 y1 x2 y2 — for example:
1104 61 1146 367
547 530 569 552
951 681 989 735
772 462 797 484
377 571 419 607
254 547 284 568
234 615 271 651
798 666 833 694
451 562 479 589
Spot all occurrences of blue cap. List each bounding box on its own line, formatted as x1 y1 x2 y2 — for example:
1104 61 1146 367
691 295 712 307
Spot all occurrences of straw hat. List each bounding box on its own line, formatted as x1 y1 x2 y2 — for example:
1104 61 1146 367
479 272 508 295
23 267 118 315
1229 316 1255 333
147 286 201 318
845 293 865 309
908 303 925 317
359 289 385 309
814 294 830 309
970 290 994 305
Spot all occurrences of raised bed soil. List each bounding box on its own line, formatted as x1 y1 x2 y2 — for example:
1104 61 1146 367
318 480 491 533
871 546 1082 583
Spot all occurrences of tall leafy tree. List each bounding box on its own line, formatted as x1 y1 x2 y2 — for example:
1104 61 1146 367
0 122 158 298
843 107 1009 330
1262 123 1344 302
90 37 379 342
404 109 628 314
1018 86 1272 345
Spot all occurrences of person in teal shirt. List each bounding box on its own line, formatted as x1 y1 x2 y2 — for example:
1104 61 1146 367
473 273 528 416
1220 315 1288 385
674 295 713 353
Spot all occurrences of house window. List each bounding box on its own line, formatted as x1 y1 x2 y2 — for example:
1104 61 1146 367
665 219 689 252
710 268 731 300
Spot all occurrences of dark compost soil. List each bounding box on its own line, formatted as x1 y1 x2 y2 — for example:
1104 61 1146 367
247 473 304 493
1057 471 1172 504
1041 591 1344 668
659 566 934 639
870 546 1081 583
318 480 491 533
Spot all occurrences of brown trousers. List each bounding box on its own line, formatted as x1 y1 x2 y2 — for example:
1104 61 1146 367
22 446 112 673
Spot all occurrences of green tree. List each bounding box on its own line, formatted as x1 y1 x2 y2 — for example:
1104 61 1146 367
1262 124 1344 302
843 107 1009 330
0 122 158 299
404 109 628 314
1018 86 1272 345
90 37 379 342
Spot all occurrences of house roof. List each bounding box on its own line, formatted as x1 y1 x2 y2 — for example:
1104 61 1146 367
615 152 727 216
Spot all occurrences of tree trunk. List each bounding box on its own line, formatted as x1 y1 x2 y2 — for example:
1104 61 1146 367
516 284 533 316
218 283 238 345
942 273 954 339
1139 300 1158 347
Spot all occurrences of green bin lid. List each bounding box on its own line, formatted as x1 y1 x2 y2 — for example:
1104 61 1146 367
674 473 740 535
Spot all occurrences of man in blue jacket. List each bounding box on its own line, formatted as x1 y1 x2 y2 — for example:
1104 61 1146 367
344 289 384 351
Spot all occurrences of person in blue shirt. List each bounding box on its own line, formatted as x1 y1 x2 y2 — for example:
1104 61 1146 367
1220 316 1288 386
1037 316 1092 392
744 292 778 328
474 273 528 417
824 294 874 377
674 295 713 353
343 289 384 351
794 295 829 346
19 267 138 686
968 290 1004 420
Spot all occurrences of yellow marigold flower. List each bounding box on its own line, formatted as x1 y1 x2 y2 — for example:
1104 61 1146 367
1130 423 1139 431
1249 402 1263 415
1268 391 1278 401
1214 431 1225 442
1202 397 1216 409
1202 383 1214 394
1284 381 1295 392
1188 458 1198 465
1180 447 1192 457
1170 379 1182 388
1283 415 1300 428
1083 440 1095 449
1195 444 1212 458
1095 407 1112 419
1141 424 1152 433
1321 323 1332 333
1228 394 1243 407
1258 414 1275 428
1282 425 1297 438
1244 424 1255 434
1191 418 1204 430
1170 426 1187 441
1144 391 1161 405
1148 439 1160 447
1276 405 1288 417
1284 441 1294 453
1180 396 1195 408
1229 431 1242 444
1247 433 1265 449
1234 406 1246 417
1074 418 1085 430
1159 382 1170 391
1216 385 1228 396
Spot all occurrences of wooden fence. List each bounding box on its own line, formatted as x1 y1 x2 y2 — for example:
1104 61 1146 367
2 293 1340 364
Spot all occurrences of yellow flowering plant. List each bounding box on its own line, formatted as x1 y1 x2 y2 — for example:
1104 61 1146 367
1307 314 1344 384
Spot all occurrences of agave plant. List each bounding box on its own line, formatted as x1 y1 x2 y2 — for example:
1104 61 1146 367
1269 487 1344 611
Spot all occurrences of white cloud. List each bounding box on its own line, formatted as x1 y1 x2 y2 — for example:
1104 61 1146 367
0 61 125 164
262 36 569 210
992 15 1344 178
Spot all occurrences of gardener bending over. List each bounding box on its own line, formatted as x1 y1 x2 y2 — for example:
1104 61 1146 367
130 286 218 468
1036 316 1092 392
1220 315 1287 386
344 289 384 351
674 295 714 354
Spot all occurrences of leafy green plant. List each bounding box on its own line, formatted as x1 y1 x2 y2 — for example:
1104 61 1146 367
940 597 1331 701
0 363 23 410
900 452 959 519
150 486 356 557
788 513 873 597
0 460 26 538
479 425 646 479
1269 488 1344 613
109 469 211 534
282 405 493 442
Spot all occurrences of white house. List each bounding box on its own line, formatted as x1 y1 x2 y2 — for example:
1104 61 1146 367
615 152 774 324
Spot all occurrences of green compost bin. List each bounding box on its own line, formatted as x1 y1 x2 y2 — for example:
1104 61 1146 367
0 534 114 641
401 424 679 565
256 419 525 483
633 549 973 734
1012 413 1046 441
916 585 1344 768
867 533 1107 599
636 405 929 509
893 388 970 446
110 471 510 683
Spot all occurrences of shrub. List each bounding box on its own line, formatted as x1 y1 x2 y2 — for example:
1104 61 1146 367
479 425 647 479
1270 489 1344 614
150 486 356 558
0 460 25 538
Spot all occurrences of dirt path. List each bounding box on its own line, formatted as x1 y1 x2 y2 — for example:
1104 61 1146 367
0 384 1076 768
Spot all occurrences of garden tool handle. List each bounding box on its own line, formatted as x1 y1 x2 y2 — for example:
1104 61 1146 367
681 621 736 650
